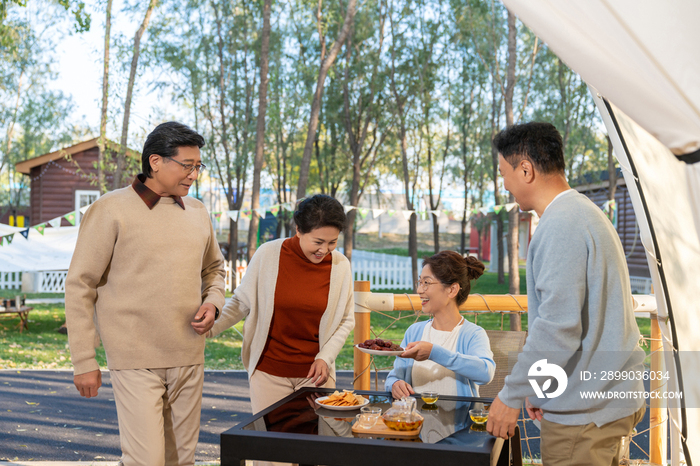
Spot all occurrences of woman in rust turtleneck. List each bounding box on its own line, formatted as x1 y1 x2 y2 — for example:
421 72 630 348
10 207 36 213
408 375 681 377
209 194 355 413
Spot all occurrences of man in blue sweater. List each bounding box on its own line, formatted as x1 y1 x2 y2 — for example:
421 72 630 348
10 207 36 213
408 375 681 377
487 122 646 465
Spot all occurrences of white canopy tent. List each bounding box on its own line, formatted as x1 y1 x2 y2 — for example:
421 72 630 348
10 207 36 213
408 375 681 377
0 224 78 272
500 0 700 464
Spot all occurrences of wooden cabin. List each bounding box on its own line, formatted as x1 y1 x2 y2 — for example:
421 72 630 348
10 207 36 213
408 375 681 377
575 169 650 282
14 139 140 226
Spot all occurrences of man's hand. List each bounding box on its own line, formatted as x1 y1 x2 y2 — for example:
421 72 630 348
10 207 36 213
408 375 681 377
307 359 329 387
191 303 217 335
400 341 433 361
525 397 543 421
486 396 520 439
74 370 102 398
391 380 415 399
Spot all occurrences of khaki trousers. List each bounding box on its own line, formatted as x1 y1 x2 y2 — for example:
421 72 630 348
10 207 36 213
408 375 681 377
540 405 646 466
249 369 335 414
110 365 204 466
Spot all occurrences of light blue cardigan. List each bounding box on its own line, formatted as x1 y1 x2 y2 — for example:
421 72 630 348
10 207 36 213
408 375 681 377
384 319 495 397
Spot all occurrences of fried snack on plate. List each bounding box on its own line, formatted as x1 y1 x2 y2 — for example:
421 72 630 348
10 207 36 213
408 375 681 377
319 390 364 407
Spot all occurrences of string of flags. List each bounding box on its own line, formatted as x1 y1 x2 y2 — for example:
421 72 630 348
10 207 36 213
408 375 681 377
0 227 29 247
0 206 88 247
217 201 521 223
0 200 523 247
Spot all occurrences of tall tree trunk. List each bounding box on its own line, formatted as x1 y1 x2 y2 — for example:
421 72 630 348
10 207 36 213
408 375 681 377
341 14 384 262
504 9 521 330
296 0 357 199
490 75 504 285
247 0 272 260
389 12 417 286
97 0 112 195
1 70 23 175
114 0 157 190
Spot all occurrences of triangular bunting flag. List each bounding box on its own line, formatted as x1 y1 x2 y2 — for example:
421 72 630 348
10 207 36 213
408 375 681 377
34 224 46 235
64 211 77 226
254 207 266 217
493 206 504 214
479 207 489 215
472 208 479 215
431 210 441 219
0 237 4 247
402 210 414 221
213 212 222 219
343 205 356 214
357 208 368 218
386 210 396 217
48 217 62 229
20 228 30 239
371 209 384 219
80 205 90 214
505 203 518 212
227 210 240 222
5 234 14 244
269 206 280 217
240 209 252 220
284 202 295 212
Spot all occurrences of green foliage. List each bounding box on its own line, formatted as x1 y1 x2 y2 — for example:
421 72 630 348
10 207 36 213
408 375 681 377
55 0 90 33
0 3 85 211
0 303 107 370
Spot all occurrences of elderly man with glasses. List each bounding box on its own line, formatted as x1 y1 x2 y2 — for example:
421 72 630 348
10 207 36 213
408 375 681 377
65 121 225 466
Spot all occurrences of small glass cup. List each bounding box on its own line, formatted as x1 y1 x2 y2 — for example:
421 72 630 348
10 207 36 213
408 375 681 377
355 413 378 429
469 408 489 425
361 406 382 423
421 391 439 405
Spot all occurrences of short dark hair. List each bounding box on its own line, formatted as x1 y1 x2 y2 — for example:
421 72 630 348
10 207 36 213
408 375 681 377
422 251 485 306
293 194 347 234
142 121 205 177
492 122 565 175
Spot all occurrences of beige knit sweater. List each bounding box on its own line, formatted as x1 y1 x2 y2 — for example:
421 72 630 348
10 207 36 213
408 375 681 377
209 238 354 382
65 186 226 376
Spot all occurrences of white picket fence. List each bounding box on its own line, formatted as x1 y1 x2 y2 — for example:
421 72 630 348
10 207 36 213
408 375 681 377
0 272 22 290
39 271 68 292
348 250 414 290
630 276 653 294
0 254 654 295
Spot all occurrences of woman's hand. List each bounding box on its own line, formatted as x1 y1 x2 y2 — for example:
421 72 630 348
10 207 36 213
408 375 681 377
307 359 329 387
391 380 415 399
400 341 433 361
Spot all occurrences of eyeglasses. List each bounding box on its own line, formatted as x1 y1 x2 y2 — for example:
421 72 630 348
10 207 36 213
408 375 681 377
415 279 441 290
167 157 206 175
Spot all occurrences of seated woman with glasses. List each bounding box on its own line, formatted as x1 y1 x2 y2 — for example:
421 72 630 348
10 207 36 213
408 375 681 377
386 251 495 399
207 194 354 414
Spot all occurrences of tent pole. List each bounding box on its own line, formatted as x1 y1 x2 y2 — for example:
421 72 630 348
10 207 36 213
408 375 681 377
650 312 667 465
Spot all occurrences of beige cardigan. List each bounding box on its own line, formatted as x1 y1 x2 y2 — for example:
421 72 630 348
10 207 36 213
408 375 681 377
210 238 354 381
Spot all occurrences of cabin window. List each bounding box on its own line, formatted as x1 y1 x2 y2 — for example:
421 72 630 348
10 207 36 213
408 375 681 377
75 190 100 224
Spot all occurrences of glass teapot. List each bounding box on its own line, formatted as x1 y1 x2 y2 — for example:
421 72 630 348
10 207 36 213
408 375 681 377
381 396 424 431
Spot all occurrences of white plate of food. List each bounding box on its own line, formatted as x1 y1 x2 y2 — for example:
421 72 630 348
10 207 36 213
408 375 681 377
315 392 370 411
355 345 405 356
355 338 405 356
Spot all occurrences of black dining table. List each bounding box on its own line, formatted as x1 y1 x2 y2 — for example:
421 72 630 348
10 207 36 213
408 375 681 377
220 387 521 466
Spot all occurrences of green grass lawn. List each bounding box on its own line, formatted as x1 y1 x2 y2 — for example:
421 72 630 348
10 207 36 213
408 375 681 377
0 269 652 371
